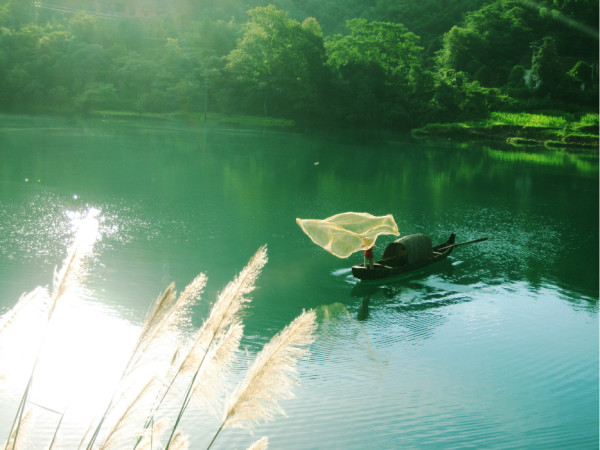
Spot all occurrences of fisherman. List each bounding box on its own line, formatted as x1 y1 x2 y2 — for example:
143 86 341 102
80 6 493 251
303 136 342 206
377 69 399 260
364 246 375 269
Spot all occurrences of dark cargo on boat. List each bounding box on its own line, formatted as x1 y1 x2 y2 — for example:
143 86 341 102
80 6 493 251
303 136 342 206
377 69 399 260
352 233 487 281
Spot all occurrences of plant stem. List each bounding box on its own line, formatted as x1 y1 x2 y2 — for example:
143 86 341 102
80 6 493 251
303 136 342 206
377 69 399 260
205 424 224 450
163 335 215 449
85 286 176 449
7 236 87 449
48 413 65 449
84 336 145 449
163 250 264 448
5 381 29 450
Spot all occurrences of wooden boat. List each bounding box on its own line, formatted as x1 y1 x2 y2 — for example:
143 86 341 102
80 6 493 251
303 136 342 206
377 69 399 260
351 233 487 281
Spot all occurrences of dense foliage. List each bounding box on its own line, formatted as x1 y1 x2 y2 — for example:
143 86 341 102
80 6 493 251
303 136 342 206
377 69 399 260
0 0 597 131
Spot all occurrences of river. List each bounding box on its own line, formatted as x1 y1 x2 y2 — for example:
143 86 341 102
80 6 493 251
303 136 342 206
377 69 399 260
0 114 598 449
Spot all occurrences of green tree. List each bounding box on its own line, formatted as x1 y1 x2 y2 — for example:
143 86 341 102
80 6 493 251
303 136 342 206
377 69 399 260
325 18 424 128
506 65 529 99
1 24 50 109
225 5 326 119
111 51 159 111
531 36 564 96
74 82 117 113
562 60 598 106
436 26 483 75
430 69 508 121
568 60 593 88
1 0 32 29
326 19 422 83
436 1 535 87
370 0 487 52
69 13 98 44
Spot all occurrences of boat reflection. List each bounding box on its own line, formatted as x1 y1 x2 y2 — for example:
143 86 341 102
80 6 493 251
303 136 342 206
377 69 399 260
348 258 463 326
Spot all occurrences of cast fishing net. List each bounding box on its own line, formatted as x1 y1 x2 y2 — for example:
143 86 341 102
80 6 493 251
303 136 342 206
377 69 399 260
296 212 400 258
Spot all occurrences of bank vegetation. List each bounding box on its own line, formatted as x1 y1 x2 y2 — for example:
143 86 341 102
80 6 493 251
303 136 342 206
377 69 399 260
1 0 598 144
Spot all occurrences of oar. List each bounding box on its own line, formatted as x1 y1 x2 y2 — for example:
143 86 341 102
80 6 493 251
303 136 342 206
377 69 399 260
437 237 488 252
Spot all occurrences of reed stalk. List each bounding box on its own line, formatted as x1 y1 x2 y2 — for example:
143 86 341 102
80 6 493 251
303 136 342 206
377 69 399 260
5 214 97 450
48 412 65 450
134 417 169 450
0 288 48 395
206 309 317 449
163 322 243 449
2 242 315 450
163 246 268 449
164 431 189 450
97 377 158 449
84 284 178 449
0 287 47 339
5 408 33 450
132 273 221 449
85 270 207 448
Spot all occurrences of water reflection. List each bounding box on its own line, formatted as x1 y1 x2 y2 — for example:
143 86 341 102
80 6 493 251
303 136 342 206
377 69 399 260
347 267 464 344
357 298 370 321
485 147 599 176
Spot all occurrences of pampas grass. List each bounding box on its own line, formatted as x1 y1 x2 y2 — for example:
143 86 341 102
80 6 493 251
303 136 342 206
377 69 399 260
162 246 268 448
4 408 34 450
98 378 159 450
225 309 317 429
206 309 317 449
0 287 48 392
2 228 317 450
247 436 269 450
4 208 99 450
85 274 207 450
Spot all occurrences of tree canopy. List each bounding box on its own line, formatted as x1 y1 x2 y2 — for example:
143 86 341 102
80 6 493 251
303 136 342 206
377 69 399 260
225 6 325 118
0 0 597 131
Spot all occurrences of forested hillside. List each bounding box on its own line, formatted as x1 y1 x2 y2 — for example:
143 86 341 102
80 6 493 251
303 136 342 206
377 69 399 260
0 0 597 131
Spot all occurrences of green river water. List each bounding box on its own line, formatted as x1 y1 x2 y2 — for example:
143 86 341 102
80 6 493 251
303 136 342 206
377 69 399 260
0 115 598 449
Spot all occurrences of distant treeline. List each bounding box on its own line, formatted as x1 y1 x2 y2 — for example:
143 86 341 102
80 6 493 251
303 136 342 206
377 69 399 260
0 0 598 130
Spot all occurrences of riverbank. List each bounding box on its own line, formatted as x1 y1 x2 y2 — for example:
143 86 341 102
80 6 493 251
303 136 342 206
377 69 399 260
412 112 599 153
90 110 296 130
4 109 598 152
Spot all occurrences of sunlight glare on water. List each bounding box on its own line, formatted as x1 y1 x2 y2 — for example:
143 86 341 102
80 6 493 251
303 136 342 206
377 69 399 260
0 206 148 447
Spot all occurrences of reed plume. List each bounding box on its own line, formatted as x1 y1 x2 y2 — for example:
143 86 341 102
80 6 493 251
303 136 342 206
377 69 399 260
163 246 268 448
86 274 206 450
129 275 203 375
0 287 48 337
0 287 49 391
207 309 317 449
3 243 316 450
197 246 267 345
189 322 244 415
5 209 99 450
139 273 207 356
98 377 159 450
176 246 268 393
164 431 189 450
48 208 99 318
247 436 269 450
135 418 168 450
4 407 34 450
